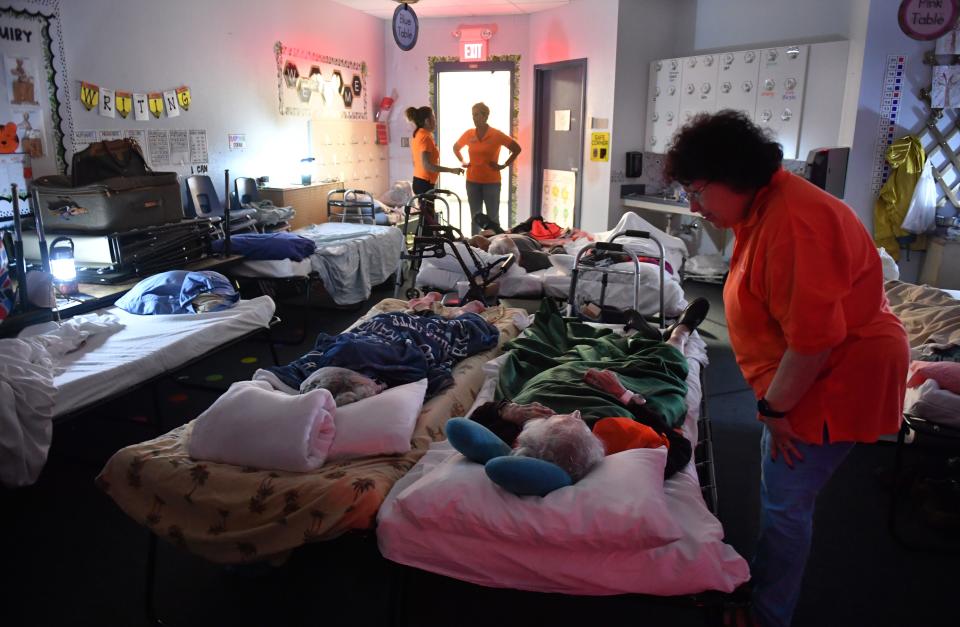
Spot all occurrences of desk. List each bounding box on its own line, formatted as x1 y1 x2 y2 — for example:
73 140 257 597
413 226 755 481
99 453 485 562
259 181 343 230
0 254 244 337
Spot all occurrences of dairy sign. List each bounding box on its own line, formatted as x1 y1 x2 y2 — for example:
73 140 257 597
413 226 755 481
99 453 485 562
899 0 960 40
392 3 419 51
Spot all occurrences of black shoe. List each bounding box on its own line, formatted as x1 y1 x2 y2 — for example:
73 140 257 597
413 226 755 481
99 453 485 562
474 213 505 234
624 309 663 342
663 297 710 340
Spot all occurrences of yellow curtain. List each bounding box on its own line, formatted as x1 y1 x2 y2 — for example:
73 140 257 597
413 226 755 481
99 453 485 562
873 136 927 261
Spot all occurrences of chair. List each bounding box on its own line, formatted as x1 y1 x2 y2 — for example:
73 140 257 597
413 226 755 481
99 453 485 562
234 177 259 205
185 175 258 234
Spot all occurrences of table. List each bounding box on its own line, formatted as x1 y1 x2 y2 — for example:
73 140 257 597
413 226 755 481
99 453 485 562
259 181 343 230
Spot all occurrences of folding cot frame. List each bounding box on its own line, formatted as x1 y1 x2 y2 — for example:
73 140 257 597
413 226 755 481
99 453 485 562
140 371 734 627
384 369 742 627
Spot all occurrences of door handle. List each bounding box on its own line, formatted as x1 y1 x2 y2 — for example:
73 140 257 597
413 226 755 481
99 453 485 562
570 167 578 173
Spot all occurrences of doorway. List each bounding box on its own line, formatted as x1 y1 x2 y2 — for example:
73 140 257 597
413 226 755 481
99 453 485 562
432 59 517 236
532 59 586 229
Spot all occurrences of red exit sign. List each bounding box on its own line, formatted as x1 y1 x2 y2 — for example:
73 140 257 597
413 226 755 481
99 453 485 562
460 39 488 62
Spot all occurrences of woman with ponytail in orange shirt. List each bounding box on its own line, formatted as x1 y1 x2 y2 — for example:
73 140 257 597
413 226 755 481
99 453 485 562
406 106 463 225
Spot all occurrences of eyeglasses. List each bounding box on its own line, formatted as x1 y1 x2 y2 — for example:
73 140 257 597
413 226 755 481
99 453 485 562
684 182 712 204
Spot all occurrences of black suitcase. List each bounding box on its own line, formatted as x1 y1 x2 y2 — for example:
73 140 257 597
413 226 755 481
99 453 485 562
33 172 184 234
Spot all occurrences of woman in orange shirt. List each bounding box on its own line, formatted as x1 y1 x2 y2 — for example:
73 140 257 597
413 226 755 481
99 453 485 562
665 111 908 627
453 102 521 233
406 106 463 224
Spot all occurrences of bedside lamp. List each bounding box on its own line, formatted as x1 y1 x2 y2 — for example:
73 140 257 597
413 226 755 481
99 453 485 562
49 236 77 295
300 157 315 186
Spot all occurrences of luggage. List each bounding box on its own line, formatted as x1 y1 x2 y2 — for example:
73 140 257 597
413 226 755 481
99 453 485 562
33 173 184 234
71 138 150 187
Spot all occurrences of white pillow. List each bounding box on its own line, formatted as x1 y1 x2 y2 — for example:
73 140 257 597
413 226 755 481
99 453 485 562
326 378 428 461
394 447 682 550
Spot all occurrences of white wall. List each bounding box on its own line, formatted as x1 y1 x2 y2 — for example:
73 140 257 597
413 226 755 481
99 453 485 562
383 14 532 219
609 0 696 227
530 0 621 233
61 0 385 202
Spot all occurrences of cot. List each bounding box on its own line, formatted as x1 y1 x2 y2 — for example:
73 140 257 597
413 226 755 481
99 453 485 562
415 212 689 317
97 298 529 564
231 222 404 307
377 301 749 613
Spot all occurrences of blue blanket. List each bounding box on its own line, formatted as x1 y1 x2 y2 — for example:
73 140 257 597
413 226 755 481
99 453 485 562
211 232 316 261
267 311 500 396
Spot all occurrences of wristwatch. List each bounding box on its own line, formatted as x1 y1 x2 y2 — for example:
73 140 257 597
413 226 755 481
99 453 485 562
757 398 787 418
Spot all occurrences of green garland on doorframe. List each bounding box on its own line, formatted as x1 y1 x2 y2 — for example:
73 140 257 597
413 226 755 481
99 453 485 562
428 54 521 226
0 6 67 176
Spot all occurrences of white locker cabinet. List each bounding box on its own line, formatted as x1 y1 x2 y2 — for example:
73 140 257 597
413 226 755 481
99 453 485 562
754 45 808 159
716 50 760 119
645 41 846 159
645 58 682 151
679 54 720 127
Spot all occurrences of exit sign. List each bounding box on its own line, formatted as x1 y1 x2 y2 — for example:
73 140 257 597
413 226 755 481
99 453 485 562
460 40 488 62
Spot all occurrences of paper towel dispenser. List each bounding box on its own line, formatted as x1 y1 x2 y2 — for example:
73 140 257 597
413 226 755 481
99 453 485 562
804 147 849 198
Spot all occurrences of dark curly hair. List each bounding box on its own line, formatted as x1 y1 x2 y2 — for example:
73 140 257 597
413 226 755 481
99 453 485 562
664 110 783 191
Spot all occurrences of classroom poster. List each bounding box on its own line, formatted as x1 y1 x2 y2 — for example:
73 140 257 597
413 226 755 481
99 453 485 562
0 4 72 213
275 41 369 120
541 168 576 229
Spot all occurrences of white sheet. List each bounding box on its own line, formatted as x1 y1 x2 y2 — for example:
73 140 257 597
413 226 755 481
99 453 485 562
33 296 276 419
232 223 404 305
377 330 751 596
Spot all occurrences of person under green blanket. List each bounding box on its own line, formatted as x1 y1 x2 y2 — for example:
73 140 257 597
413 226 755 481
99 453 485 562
468 296 709 479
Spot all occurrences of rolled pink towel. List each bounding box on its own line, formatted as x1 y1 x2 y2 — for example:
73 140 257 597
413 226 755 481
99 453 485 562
187 380 336 472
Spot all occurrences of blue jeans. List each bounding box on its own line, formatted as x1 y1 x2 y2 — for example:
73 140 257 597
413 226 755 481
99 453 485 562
752 426 854 627
466 181 502 232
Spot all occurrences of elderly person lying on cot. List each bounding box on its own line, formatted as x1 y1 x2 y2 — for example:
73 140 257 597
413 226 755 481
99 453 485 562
256 304 500 399
446 297 709 495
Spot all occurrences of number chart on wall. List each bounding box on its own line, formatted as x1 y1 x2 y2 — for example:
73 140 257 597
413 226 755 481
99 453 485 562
870 55 906 196
275 41 369 121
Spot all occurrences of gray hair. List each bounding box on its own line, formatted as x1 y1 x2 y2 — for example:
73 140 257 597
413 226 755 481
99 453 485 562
487 235 520 258
299 366 385 406
512 411 605 481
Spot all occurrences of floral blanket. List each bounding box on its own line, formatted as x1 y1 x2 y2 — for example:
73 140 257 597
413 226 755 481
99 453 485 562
97 299 526 563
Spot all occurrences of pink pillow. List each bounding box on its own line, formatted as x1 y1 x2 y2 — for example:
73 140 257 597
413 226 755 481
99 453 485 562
907 361 960 395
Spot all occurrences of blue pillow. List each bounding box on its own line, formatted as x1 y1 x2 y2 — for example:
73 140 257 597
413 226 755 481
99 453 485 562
485 455 573 497
115 270 239 315
445 417 510 464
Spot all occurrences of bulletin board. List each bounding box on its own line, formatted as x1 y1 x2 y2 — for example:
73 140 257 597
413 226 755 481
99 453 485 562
0 0 71 218
275 41 370 121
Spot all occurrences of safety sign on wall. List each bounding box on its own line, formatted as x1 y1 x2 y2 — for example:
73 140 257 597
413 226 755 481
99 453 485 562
590 131 610 162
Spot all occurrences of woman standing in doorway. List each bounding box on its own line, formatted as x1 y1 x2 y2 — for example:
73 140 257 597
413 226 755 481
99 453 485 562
406 106 463 225
665 110 909 627
453 102 521 233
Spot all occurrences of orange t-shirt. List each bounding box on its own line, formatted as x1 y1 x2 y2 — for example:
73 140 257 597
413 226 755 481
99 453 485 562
410 128 440 184
723 170 909 445
454 127 513 184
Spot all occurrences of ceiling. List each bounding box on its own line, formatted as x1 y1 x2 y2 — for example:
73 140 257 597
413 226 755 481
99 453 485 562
330 0 570 19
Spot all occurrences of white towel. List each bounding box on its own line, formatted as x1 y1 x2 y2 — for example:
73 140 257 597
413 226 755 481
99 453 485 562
187 380 337 472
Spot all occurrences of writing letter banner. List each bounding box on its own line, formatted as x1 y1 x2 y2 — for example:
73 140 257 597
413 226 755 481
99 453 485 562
147 92 163 118
163 90 179 118
133 93 149 121
176 86 191 110
99 87 115 118
116 91 132 119
79 81 98 111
